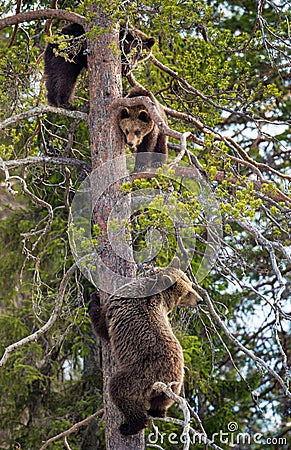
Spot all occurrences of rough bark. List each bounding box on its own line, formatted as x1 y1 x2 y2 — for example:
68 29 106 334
86 3 144 449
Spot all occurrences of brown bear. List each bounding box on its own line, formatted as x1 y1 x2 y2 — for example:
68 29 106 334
44 23 155 109
118 86 168 170
88 259 202 436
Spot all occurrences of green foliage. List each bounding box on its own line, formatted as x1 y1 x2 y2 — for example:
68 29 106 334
121 170 205 266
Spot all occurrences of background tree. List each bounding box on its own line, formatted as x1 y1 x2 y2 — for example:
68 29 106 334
0 1 290 449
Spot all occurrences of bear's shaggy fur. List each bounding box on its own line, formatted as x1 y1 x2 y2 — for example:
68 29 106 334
118 86 168 170
88 261 202 436
44 23 155 109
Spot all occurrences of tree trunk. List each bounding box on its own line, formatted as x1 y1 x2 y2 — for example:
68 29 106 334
86 3 145 449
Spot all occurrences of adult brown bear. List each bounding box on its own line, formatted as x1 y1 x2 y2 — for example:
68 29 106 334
88 259 202 435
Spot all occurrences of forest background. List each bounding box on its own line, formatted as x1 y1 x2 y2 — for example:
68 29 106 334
0 0 290 449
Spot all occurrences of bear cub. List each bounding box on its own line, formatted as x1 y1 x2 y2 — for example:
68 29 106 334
88 258 202 436
44 23 87 109
119 86 168 170
44 23 155 109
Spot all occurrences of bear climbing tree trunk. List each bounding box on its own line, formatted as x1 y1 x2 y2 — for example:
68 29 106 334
86 3 144 449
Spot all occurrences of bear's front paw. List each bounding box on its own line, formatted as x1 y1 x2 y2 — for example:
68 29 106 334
89 291 101 307
119 419 147 436
148 408 166 418
119 423 135 436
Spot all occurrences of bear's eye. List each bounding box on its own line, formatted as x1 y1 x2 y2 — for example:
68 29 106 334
125 129 129 135
135 130 141 137
120 108 130 119
138 111 150 122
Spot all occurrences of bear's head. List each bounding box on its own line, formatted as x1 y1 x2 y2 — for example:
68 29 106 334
120 27 156 74
119 105 154 149
158 258 203 308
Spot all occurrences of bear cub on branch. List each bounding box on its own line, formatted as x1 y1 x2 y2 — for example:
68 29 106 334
118 86 168 170
88 258 202 436
44 23 155 109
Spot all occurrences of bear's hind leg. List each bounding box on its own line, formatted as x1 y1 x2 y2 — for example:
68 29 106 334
109 371 148 435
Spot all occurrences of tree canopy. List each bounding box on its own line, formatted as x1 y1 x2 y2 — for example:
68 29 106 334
0 1 290 449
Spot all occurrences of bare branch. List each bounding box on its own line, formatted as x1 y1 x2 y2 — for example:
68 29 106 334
152 382 224 450
7 0 23 48
39 408 104 450
0 157 18 195
153 382 191 450
195 286 291 399
2 155 91 173
6 175 54 256
0 106 87 131
62 437 72 450
0 263 78 368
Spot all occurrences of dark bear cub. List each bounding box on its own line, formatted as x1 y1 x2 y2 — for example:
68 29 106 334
44 23 87 109
44 23 155 109
118 86 168 170
88 259 202 436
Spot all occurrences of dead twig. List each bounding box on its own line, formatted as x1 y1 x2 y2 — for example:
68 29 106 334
39 408 104 450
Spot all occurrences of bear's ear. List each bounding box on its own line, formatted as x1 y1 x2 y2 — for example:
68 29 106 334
138 110 151 123
171 256 181 269
160 274 174 289
120 107 130 119
146 37 156 49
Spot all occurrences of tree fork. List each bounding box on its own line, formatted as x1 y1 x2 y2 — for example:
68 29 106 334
85 3 144 449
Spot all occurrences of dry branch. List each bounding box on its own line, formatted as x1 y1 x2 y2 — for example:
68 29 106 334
0 263 78 368
2 156 91 173
0 106 87 131
39 408 104 450
152 382 224 450
195 285 291 399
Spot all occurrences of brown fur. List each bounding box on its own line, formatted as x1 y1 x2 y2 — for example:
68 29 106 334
44 24 155 109
119 86 168 170
88 260 202 436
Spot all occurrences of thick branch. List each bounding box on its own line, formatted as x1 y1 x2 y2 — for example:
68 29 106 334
0 9 85 30
0 106 87 131
2 156 91 174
